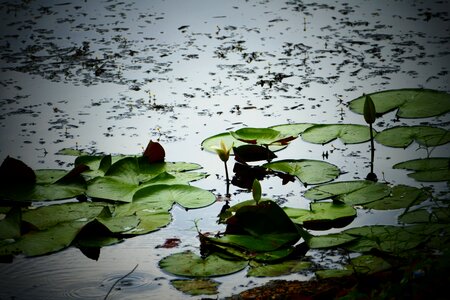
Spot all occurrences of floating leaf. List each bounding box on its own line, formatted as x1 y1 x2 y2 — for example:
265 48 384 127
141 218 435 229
305 232 357 249
348 88 450 118
0 168 86 202
171 279 220 296
399 207 450 224
231 127 297 145
316 255 391 279
247 260 311 277
132 184 216 210
201 132 247 154
362 185 429 210
264 160 340 185
375 126 450 148
269 123 315 137
304 180 391 206
159 251 247 277
0 207 21 239
301 124 375 145
393 157 450 182
0 221 87 257
284 202 356 230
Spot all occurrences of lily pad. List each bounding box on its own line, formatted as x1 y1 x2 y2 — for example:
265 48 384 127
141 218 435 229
0 207 21 239
247 260 312 277
304 180 390 205
301 124 375 145
132 184 216 210
0 168 86 202
159 250 247 277
362 185 429 210
284 202 356 230
269 123 316 137
399 207 450 224
305 232 358 249
348 89 450 118
230 127 297 145
393 157 450 182
171 279 220 296
375 126 450 148
316 255 391 279
264 160 340 185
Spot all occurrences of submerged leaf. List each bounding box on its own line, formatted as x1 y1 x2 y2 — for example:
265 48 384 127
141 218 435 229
349 88 450 118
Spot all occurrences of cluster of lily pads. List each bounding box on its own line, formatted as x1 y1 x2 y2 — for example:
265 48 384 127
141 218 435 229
158 88 449 295
0 88 449 296
0 140 216 260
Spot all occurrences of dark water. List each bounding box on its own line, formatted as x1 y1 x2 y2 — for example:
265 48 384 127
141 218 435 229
0 0 449 299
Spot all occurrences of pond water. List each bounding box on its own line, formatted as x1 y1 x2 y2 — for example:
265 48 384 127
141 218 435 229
0 0 449 299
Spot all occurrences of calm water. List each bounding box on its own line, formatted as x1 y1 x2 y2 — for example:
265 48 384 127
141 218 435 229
0 0 449 299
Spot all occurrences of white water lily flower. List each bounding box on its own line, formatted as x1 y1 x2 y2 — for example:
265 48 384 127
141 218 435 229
211 140 233 162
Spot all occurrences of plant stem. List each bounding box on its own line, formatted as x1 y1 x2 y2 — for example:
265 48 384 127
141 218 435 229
224 161 230 197
369 123 374 174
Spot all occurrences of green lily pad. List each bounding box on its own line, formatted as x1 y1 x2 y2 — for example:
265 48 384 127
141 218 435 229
316 255 391 279
305 232 358 249
159 250 247 277
301 124 375 145
393 157 450 182
284 202 356 230
247 260 312 277
230 127 297 145
264 160 340 185
304 180 390 205
171 279 220 296
362 185 429 210
269 123 316 137
375 126 450 148
201 132 247 154
132 184 216 210
22 202 106 230
0 169 86 202
348 89 450 118
0 220 87 257
0 207 21 239
399 207 450 224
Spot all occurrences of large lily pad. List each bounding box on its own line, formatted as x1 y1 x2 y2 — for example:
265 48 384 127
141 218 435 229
230 127 297 145
264 160 340 185
159 251 247 277
269 123 316 137
0 168 86 202
301 124 375 145
206 201 302 258
375 126 450 148
348 89 450 118
284 202 356 230
247 260 312 277
171 279 220 296
393 157 450 182
132 184 216 210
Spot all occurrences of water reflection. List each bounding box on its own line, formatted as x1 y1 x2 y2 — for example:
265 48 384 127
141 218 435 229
0 0 449 299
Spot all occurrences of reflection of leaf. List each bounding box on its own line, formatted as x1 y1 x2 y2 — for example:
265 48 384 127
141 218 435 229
349 88 450 118
375 126 450 148
159 251 247 277
301 124 375 145
393 157 450 182
264 159 340 185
